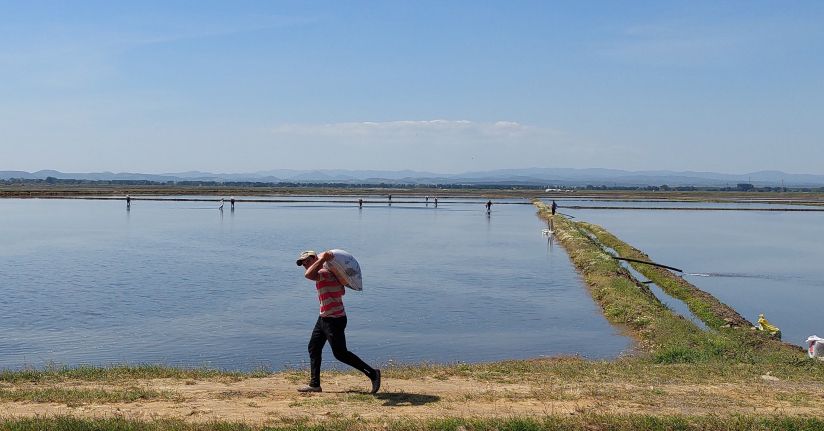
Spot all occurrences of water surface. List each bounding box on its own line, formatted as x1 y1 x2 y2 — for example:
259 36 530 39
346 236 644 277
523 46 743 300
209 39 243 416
0 198 629 370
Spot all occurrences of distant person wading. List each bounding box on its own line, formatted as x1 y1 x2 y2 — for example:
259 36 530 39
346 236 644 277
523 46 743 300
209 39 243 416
296 250 381 394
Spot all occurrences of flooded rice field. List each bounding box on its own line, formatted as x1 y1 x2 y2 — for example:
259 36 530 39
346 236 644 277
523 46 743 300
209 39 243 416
0 197 628 371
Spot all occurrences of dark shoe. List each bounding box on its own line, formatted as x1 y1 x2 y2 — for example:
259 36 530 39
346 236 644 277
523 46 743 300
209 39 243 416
370 369 381 394
297 385 322 393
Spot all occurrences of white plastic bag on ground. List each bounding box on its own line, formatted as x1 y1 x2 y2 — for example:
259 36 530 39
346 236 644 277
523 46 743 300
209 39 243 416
323 249 363 291
806 336 824 360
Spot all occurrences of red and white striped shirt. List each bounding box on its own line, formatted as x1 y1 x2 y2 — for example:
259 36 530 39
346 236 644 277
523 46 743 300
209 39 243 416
316 269 346 317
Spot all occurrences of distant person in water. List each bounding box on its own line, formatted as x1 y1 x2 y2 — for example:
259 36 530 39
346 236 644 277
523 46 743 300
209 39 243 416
358 198 363 208
296 250 381 394
219 198 224 211
434 197 438 207
126 194 131 209
485 200 492 213
551 200 557 215
230 197 235 210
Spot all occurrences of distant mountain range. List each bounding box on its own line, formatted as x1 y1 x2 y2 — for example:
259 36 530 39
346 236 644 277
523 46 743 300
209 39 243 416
2 168 824 187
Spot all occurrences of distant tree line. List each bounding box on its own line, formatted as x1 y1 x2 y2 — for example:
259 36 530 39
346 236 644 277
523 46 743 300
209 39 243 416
1 177 546 190
2 177 823 192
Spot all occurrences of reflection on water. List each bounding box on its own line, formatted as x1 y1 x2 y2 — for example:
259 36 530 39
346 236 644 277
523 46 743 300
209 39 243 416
0 198 629 370
566 206 824 347
685 272 822 285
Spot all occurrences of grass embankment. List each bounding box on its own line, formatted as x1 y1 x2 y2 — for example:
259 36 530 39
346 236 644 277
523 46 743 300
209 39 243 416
536 202 824 379
1 203 823 429
579 222 756 330
534 201 817 370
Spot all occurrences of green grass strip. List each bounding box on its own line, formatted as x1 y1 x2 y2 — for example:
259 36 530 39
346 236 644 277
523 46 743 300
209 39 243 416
0 386 178 404
0 364 268 384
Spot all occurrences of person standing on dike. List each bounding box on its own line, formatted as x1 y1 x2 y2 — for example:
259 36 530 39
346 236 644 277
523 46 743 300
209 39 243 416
296 250 381 393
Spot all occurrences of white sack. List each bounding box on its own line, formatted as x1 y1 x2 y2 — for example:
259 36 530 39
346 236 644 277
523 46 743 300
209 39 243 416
807 335 824 359
324 249 363 291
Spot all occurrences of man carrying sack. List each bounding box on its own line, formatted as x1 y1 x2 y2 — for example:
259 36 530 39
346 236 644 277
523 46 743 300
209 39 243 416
295 250 381 394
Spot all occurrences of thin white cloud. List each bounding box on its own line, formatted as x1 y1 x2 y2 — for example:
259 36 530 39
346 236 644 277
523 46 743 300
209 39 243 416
594 16 813 67
598 24 749 66
0 13 319 87
122 14 321 47
270 119 543 138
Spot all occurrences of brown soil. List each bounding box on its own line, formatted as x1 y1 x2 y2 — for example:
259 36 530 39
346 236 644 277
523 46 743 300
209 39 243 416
2 372 823 425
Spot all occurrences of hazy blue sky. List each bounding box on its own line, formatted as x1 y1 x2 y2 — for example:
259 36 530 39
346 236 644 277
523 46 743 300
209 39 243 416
1 1 822 174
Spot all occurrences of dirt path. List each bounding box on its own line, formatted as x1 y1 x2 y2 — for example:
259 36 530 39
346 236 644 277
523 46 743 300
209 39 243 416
2 372 823 425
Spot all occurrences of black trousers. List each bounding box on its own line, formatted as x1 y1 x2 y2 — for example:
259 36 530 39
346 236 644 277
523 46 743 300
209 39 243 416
308 316 375 387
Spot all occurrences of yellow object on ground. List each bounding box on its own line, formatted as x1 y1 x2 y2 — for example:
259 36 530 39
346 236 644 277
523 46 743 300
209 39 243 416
758 313 782 339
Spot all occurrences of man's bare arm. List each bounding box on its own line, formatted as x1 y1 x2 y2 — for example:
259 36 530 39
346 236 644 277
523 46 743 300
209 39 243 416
304 251 333 280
